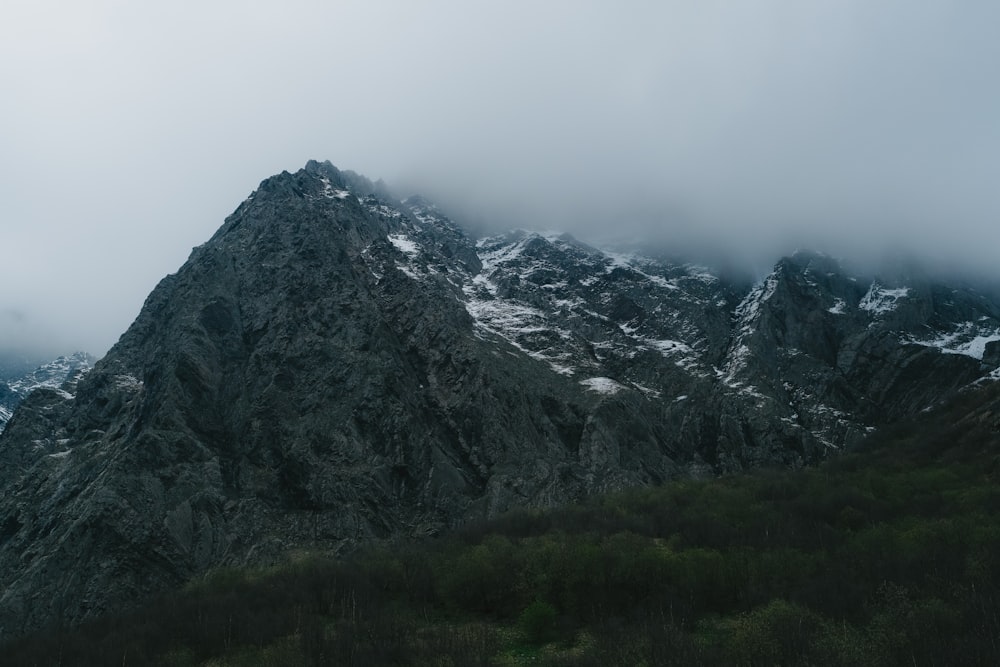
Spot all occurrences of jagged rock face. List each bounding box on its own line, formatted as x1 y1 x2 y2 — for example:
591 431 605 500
0 352 94 432
2 160 999 638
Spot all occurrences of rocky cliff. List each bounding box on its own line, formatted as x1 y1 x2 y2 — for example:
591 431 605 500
0 352 94 432
1 160 999 638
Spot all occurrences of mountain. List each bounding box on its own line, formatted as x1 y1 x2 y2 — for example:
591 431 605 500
4 382 1000 665
0 352 94 432
1 160 999 638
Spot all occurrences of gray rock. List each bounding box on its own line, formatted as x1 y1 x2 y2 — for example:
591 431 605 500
0 352 94 433
2 161 1000 638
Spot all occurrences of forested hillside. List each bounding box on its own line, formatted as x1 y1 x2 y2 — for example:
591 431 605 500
5 384 999 665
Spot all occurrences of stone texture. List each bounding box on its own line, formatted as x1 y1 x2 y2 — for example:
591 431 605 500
2 160 999 638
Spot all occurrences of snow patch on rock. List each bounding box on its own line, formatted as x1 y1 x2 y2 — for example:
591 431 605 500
910 322 1000 360
388 235 419 255
580 377 625 395
860 283 910 315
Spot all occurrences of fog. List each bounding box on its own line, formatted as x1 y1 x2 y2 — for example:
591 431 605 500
2 1 999 358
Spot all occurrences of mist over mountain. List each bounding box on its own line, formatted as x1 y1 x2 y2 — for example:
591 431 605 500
4 1 1000 356
2 160 999 639
3 1 1000 652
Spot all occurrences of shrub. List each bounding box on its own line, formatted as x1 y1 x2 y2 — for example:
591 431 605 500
519 599 558 645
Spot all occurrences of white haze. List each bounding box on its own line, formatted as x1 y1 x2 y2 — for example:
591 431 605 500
2 1 998 357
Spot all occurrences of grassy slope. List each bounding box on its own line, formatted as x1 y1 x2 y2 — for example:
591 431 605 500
5 384 1000 666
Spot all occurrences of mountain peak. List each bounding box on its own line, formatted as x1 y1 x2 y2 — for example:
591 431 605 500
303 158 341 177
2 162 1000 638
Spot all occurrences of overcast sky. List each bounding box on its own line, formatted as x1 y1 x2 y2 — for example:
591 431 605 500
3 1 999 357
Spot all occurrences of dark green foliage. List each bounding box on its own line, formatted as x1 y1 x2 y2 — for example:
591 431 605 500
4 386 1000 665
519 600 558 645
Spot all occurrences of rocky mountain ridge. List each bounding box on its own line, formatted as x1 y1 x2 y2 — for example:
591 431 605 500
0 352 94 432
1 160 999 638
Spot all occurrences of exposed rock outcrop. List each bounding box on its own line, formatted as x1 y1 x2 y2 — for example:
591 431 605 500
2 160 999 638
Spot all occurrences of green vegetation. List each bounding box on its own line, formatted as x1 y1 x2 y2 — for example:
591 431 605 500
5 386 1000 665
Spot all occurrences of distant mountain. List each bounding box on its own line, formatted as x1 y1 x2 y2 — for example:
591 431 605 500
0 354 45 381
0 352 94 432
1 160 998 638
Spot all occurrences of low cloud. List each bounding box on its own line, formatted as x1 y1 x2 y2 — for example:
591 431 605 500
2 1 998 356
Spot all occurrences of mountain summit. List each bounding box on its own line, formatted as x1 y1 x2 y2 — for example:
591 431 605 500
1 160 999 637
